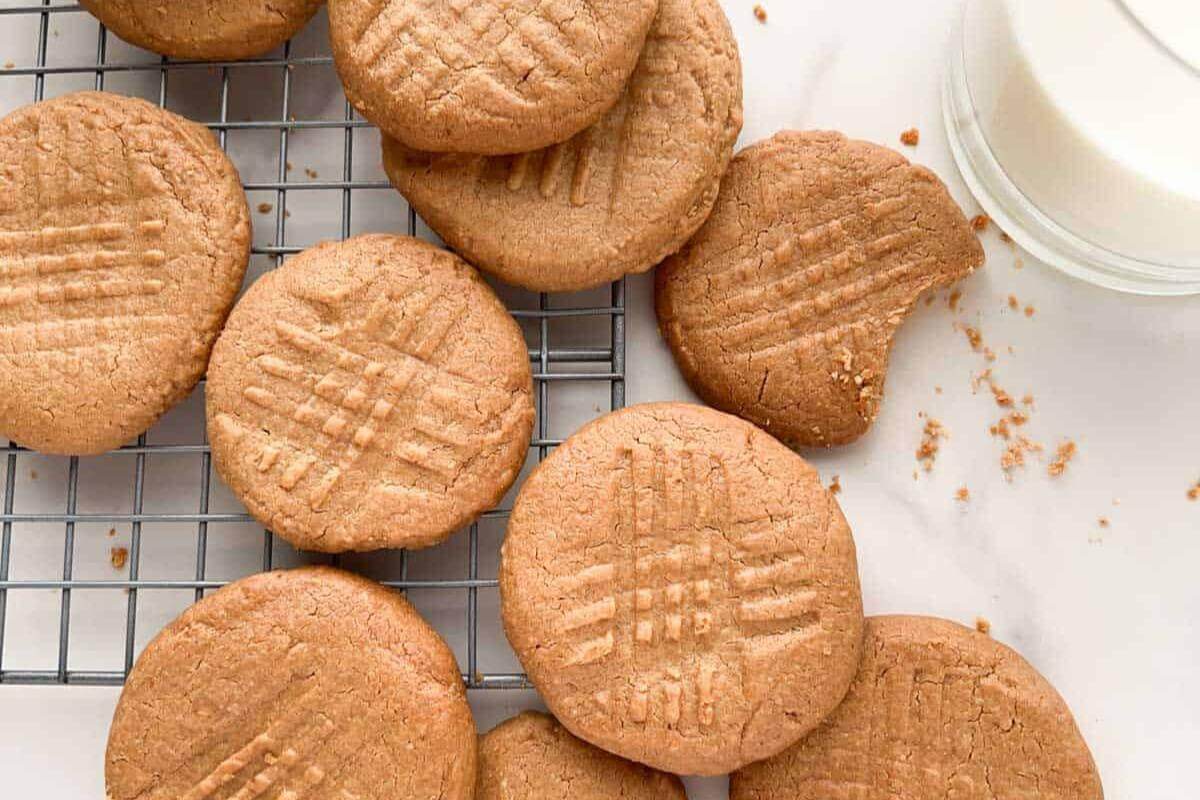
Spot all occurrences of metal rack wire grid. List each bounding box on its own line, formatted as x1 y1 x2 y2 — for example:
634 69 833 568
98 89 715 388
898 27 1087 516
0 2 625 689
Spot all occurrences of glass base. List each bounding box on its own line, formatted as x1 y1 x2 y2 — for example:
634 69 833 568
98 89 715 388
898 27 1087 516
941 31 1200 297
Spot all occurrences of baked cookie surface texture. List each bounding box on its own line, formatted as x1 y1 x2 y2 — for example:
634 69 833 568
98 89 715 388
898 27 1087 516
0 91 249 455
207 234 534 553
656 131 984 448
382 0 743 292
106 567 477 800
732 615 1104 800
331 0 659 155
501 402 864 775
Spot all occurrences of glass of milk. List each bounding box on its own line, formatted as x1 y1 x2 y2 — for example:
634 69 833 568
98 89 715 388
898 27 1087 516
943 0 1200 294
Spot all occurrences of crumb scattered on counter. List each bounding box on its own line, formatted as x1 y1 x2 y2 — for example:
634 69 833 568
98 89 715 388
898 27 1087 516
1000 231 1013 244
1024 305 1036 318
916 416 946 473
828 475 842 496
753 3 767 22
1098 517 1110 528
257 202 274 214
1188 481 1199 501
1008 295 1019 311
975 617 991 635
1014 257 1024 269
1022 393 1035 406
285 161 294 172
971 214 990 232
1048 440 1078 477
962 324 983 352
29 469 37 480
110 546 129 570
1001 436 1043 477
900 127 920 147
284 209 291 219
935 385 943 395
107 527 117 538
3 62 14 70
304 168 319 179
955 486 970 503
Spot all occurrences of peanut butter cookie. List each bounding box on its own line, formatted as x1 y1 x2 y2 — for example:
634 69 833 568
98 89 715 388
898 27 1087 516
382 0 742 291
80 0 324 60
656 131 985 448
732 615 1104 800
106 567 477 800
0 91 249 455
500 402 864 775
330 0 659 155
206 234 534 552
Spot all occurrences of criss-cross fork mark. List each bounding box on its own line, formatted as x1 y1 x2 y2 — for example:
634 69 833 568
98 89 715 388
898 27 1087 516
221 283 520 512
182 701 337 800
558 444 823 730
681 192 938 362
354 0 588 107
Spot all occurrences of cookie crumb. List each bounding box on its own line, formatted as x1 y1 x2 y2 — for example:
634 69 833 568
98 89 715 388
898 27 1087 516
1024 305 1036 318
948 289 962 312
1008 294 1019 310
935 385 943 395
1047 440 1078 477
1014 256 1024 269
1098 517 1110 528
828 475 842 496
955 486 970 502
962 324 983 352
304 167 319 179
916 417 946 472
29 468 38 480
1021 393 1035 406
1001 436 1044 477
900 128 920 147
107 527 117 537
1001 231 1013 244
110 546 129 570
3 61 14 70
753 4 767 22
1187 481 1199 501
256 202 274 214
971 214 990 232
284 209 291 219
285 161 294 172
975 617 991 635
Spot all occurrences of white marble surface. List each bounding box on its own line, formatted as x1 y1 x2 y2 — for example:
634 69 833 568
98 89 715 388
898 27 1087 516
2 1 1199 798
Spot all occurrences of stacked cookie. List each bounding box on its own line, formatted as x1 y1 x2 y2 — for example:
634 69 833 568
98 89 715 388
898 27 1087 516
344 0 745 291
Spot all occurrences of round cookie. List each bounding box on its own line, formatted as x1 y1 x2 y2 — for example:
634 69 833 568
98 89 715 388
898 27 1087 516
500 402 864 775
330 0 659 155
206 234 534 553
382 0 743 292
656 131 985 448
79 0 324 60
106 567 477 800
0 91 249 455
478 712 686 800
731 615 1104 800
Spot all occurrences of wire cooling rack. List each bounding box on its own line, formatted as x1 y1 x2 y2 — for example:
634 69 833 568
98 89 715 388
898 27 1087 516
0 2 625 689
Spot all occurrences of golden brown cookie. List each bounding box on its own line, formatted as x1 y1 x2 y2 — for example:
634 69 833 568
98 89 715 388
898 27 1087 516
500 402 864 775
731 615 1104 800
0 91 249 455
79 0 324 60
656 131 985 448
330 0 658 155
206 234 534 553
106 567 477 800
382 0 743 292
478 712 686 800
